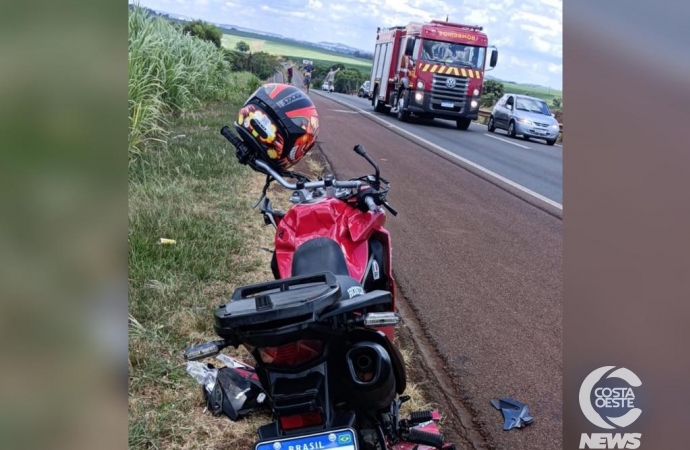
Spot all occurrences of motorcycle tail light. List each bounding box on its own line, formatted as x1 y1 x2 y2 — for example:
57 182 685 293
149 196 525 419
279 410 324 430
258 340 324 366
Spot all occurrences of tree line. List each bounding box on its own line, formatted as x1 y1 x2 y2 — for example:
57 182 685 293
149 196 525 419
181 21 281 81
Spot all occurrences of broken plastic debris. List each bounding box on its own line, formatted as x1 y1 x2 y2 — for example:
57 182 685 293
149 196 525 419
216 354 253 370
490 397 534 430
186 361 218 393
158 238 177 245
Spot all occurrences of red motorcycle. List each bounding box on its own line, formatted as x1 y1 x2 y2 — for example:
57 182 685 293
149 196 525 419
182 126 457 450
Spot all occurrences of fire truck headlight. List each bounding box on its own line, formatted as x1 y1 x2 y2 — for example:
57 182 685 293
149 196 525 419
473 88 480 96
415 92 424 103
470 100 478 109
416 80 424 89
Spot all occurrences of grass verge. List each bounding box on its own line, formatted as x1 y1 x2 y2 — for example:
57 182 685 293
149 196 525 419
128 94 278 449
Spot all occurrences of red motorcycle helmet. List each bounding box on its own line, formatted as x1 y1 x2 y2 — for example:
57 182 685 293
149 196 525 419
235 83 319 171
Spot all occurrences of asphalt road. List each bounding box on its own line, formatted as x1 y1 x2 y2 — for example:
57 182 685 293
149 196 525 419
282 67 562 206
317 91 563 205
307 91 563 450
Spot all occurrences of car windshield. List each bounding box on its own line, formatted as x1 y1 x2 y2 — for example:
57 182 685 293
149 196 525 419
420 39 485 70
515 98 551 115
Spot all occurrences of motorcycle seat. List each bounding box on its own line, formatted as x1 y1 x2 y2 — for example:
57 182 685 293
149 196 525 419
292 238 365 301
291 237 351 277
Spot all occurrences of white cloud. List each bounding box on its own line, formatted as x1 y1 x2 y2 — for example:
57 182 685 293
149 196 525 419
530 35 552 53
547 63 562 73
512 11 560 33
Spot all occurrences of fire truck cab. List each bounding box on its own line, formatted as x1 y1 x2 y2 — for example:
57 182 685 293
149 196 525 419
369 20 498 130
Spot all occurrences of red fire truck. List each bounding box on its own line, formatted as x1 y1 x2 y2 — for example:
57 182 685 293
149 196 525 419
368 20 498 130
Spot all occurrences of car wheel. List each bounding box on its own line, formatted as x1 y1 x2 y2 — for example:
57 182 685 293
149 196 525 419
508 121 517 138
546 138 556 146
522 135 530 141
487 115 496 132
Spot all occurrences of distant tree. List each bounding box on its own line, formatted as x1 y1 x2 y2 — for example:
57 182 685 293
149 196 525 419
334 67 365 94
222 48 248 72
235 40 250 52
480 79 504 107
552 97 562 108
248 51 281 80
182 20 222 48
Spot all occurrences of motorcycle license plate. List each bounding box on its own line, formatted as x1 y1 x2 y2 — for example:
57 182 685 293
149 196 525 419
441 101 454 108
254 428 358 450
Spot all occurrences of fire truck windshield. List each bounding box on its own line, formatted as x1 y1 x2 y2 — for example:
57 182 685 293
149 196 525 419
420 39 486 70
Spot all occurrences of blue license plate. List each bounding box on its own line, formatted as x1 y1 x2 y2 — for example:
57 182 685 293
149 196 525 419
441 101 454 108
255 428 358 450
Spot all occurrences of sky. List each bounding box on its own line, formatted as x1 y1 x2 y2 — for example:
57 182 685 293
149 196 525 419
135 0 562 90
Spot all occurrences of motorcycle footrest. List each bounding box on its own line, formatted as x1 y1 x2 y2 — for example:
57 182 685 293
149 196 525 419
406 428 444 449
409 410 434 425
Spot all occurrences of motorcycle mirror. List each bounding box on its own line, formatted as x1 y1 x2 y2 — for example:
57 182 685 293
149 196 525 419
184 340 227 361
363 312 401 327
353 145 380 187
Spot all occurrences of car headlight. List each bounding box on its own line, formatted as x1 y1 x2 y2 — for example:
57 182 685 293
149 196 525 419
551 124 559 129
415 92 424 102
416 80 424 89
473 88 480 96
470 100 478 108
517 118 533 125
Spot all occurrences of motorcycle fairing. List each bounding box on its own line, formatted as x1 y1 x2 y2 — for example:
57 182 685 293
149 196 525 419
274 197 386 282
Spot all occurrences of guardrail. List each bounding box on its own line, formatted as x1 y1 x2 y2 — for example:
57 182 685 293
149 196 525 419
478 108 563 135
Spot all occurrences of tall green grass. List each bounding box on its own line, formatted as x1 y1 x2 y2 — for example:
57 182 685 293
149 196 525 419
128 4 261 158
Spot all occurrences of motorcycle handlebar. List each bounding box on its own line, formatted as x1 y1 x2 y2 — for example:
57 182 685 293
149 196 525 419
221 126 244 149
221 126 391 214
364 195 377 211
254 160 363 190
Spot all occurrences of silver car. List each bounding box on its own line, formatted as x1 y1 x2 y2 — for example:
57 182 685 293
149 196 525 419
488 93 560 145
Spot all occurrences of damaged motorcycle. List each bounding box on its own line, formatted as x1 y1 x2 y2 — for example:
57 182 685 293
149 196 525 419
184 83 457 450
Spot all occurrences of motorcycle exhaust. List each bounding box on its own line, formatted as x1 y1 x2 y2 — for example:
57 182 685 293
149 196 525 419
345 341 396 410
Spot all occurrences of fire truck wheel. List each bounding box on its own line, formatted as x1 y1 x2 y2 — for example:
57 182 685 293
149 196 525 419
456 118 471 130
487 116 496 132
508 120 517 138
396 93 410 122
373 92 390 113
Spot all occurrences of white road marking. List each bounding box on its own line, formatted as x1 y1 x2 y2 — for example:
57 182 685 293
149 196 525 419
312 91 563 211
329 109 360 113
483 133 531 149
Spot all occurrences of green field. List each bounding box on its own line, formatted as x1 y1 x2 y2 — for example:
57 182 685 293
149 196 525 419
221 31 373 72
499 81 561 105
